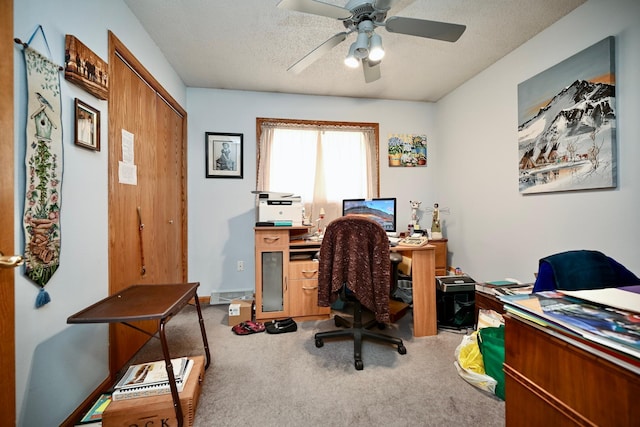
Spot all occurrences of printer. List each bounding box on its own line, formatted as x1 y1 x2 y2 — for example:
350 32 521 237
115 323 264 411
253 191 304 226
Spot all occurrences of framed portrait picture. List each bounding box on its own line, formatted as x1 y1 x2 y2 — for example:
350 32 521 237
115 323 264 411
205 132 243 178
74 98 100 151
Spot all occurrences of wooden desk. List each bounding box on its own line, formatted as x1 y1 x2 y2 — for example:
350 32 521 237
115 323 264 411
254 227 331 322
391 244 436 337
67 283 210 427
504 314 640 426
254 227 438 337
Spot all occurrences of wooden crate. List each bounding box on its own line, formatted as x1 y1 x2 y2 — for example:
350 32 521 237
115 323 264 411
103 355 205 427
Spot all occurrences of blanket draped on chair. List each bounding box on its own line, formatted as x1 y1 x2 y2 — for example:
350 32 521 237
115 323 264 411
317 216 391 323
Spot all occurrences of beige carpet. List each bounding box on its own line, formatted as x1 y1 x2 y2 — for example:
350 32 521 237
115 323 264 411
128 303 505 426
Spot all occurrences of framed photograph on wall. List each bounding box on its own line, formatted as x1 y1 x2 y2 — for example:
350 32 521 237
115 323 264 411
205 132 243 178
74 98 100 151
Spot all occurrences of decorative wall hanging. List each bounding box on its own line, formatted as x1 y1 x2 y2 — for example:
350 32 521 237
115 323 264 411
518 36 616 194
74 98 100 151
64 34 109 100
205 132 244 178
16 26 64 307
387 134 427 167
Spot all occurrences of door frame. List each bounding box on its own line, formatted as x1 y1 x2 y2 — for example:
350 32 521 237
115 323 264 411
0 0 17 424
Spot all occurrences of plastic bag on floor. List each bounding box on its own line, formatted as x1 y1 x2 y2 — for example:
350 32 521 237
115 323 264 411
478 325 506 400
453 331 497 394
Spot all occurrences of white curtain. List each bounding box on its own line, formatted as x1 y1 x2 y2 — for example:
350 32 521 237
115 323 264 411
257 121 378 227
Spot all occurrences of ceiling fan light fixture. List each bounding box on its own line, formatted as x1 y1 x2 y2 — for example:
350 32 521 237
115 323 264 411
354 31 369 59
368 33 384 61
344 43 360 68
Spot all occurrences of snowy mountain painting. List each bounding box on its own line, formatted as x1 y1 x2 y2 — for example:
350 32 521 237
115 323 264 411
518 37 616 194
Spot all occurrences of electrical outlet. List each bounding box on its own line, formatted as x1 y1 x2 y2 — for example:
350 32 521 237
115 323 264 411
237 260 244 272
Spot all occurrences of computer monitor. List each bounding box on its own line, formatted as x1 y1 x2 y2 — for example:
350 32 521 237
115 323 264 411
342 197 397 233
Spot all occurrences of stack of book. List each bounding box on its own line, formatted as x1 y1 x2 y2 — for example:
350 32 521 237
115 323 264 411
77 393 111 425
475 280 534 296
112 356 193 401
498 290 640 362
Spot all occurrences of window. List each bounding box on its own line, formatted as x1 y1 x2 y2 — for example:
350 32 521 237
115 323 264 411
256 118 379 223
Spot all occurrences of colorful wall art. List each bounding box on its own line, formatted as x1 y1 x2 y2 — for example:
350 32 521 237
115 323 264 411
388 134 427 167
518 37 616 194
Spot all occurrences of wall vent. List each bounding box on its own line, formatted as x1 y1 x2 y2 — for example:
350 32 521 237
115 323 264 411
210 290 254 305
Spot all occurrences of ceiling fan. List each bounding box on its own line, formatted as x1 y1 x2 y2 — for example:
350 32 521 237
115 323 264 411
277 0 466 83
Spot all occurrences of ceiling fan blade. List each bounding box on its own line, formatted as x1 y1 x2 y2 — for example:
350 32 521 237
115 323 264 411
362 59 381 83
372 0 393 12
287 32 349 74
277 0 352 19
385 16 466 42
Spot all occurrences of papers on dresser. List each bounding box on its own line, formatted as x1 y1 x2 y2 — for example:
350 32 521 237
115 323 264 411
475 280 533 296
560 285 640 314
498 291 640 360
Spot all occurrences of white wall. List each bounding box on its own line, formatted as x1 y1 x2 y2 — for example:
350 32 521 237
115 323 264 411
186 90 438 296
13 1 185 425
437 0 640 282
12 0 640 425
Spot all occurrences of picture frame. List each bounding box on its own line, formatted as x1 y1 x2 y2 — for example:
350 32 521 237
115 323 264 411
64 35 109 100
74 98 100 151
518 36 616 194
205 132 243 178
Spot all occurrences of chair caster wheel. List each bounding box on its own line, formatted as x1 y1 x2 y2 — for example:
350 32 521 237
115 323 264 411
315 338 324 348
398 344 407 355
355 359 364 370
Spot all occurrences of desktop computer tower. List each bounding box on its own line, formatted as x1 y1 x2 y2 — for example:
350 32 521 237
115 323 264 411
436 276 476 329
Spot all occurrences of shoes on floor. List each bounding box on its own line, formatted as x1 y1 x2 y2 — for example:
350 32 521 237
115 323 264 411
232 320 266 335
266 318 297 334
265 317 294 328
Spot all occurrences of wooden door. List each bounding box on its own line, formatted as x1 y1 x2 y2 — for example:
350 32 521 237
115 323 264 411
152 98 185 282
0 0 16 424
108 33 187 374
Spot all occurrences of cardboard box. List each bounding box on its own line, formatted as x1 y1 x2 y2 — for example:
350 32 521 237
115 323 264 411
228 298 253 326
103 355 205 427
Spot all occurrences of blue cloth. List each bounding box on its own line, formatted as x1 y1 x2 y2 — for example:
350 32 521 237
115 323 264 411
533 250 640 292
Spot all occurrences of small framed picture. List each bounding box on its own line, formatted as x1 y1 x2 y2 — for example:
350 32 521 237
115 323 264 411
74 98 100 151
205 132 243 178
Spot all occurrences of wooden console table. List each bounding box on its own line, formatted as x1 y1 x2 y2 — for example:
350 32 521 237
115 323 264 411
504 314 640 426
67 282 210 427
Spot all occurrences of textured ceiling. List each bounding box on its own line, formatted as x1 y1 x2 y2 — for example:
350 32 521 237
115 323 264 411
123 0 585 102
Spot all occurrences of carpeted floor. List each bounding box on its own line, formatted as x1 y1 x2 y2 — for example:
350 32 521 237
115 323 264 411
128 303 505 427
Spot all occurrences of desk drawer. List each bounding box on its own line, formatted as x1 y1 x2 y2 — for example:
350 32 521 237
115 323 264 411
289 260 319 280
255 229 289 249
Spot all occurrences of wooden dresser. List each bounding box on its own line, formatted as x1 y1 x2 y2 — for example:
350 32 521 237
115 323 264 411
474 291 504 323
504 314 640 426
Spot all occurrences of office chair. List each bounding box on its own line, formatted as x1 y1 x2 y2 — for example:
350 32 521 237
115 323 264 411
315 216 407 370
